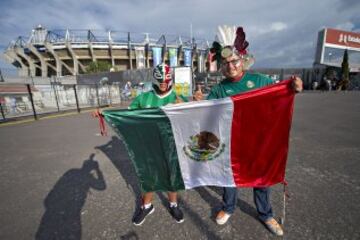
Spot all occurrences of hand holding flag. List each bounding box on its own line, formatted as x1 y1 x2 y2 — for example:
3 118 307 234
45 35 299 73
291 76 303 93
193 84 204 101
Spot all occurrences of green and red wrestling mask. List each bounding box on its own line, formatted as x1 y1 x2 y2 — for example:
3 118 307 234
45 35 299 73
152 63 173 93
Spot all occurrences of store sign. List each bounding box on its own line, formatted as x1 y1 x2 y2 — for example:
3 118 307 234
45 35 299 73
325 28 360 49
338 34 360 44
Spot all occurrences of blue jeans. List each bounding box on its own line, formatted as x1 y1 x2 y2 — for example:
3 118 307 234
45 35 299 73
222 187 273 222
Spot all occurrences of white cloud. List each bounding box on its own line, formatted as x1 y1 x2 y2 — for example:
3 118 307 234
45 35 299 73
0 0 359 72
271 22 287 32
335 22 355 31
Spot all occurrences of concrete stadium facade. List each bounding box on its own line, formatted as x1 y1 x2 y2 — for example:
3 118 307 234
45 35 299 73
3 25 210 77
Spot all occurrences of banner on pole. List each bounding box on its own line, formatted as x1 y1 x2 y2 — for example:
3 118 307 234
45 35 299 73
183 49 192 67
174 67 192 97
135 47 145 69
169 48 178 67
152 47 162 66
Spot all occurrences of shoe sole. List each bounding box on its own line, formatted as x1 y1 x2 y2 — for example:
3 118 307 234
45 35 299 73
176 219 184 223
133 207 155 226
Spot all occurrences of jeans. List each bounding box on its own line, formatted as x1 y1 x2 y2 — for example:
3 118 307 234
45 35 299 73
222 187 273 222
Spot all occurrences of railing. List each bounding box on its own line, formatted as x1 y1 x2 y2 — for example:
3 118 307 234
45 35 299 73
1 67 359 122
0 82 139 122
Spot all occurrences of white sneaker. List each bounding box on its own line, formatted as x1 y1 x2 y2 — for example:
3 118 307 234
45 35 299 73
215 210 231 225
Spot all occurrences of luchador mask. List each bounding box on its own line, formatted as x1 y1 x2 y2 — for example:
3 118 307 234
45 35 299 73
152 63 173 91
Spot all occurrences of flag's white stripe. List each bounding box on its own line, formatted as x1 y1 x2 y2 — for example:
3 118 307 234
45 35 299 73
162 98 236 189
161 97 231 111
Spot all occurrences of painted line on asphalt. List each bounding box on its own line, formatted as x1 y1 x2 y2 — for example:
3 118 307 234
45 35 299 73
0 118 35 127
0 109 94 127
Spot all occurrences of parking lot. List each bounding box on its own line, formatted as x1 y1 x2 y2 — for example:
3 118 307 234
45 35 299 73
0 91 359 240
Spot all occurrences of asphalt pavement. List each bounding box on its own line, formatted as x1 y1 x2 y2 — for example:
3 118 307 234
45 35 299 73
0 91 359 240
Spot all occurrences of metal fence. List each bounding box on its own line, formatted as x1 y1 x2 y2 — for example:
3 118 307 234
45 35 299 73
0 81 139 122
2 67 360 122
0 70 160 122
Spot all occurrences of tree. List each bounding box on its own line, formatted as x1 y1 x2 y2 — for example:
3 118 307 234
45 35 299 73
86 61 112 74
336 49 350 90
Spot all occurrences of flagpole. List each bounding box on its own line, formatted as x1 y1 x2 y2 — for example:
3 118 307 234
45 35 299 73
190 23 193 44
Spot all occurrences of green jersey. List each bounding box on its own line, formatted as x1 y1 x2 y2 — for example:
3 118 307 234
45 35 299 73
207 72 274 100
129 90 188 110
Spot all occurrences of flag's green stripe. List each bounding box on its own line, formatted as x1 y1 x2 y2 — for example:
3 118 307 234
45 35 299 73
103 108 185 192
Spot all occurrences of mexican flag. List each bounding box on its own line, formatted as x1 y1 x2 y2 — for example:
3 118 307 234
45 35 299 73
103 80 295 192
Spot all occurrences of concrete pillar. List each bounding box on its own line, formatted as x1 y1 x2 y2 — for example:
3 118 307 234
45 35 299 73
109 43 115 67
89 42 97 62
128 32 133 70
4 50 29 77
44 42 75 76
27 44 48 77
13 48 36 77
145 44 150 68
66 42 86 75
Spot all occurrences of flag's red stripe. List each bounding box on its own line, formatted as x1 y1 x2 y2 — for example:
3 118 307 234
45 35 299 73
230 80 295 187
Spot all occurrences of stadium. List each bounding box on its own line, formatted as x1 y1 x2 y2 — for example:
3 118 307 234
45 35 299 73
3 25 210 77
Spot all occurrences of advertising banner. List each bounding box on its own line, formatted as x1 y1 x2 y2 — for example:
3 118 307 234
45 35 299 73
169 48 178 67
152 47 162 66
135 47 145 69
183 49 192 67
174 67 192 97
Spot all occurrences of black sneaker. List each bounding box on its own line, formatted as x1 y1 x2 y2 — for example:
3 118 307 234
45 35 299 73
169 205 184 223
132 205 155 226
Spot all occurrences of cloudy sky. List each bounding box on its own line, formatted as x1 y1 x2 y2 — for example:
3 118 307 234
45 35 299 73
1 0 359 75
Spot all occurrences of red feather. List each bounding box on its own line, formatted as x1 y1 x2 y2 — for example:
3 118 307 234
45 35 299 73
234 27 249 55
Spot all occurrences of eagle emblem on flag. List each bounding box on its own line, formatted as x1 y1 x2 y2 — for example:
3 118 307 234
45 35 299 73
183 131 225 162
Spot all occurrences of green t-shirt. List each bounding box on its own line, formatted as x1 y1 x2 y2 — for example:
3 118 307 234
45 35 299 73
128 90 188 110
207 72 274 100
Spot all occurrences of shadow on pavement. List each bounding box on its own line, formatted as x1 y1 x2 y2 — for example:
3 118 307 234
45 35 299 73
120 230 139 240
35 154 106 240
157 192 222 240
196 186 259 220
95 136 142 213
97 136 222 238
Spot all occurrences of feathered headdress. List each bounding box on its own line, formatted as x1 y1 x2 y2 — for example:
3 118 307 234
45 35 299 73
210 25 254 70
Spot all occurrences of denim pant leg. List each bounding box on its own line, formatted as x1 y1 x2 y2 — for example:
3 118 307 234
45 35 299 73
222 187 237 214
253 187 273 222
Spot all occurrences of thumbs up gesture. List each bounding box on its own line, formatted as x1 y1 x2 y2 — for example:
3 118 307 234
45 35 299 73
175 96 184 104
193 84 204 101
